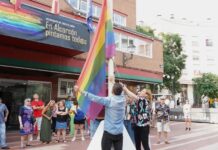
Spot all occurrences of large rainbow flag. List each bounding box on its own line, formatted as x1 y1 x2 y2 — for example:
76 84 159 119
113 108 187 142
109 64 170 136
77 0 115 119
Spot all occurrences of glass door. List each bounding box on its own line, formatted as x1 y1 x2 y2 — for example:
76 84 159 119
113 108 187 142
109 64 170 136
0 79 52 130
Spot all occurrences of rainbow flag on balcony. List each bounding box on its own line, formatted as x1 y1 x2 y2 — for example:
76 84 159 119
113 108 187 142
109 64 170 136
76 0 115 119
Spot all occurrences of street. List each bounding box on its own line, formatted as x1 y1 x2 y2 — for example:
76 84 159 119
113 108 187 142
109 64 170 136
9 121 218 150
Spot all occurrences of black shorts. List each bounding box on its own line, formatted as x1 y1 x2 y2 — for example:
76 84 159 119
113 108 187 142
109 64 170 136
74 119 85 124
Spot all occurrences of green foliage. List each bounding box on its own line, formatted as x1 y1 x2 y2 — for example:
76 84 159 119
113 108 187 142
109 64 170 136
161 33 187 94
136 25 155 37
193 73 218 98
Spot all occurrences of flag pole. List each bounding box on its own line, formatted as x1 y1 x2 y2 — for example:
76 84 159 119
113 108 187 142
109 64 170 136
108 0 114 96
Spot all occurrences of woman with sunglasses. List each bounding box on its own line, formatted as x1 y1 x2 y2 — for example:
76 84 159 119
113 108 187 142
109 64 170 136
123 85 152 150
18 98 35 148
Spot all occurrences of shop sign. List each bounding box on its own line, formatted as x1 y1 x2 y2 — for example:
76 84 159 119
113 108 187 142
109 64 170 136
0 1 90 52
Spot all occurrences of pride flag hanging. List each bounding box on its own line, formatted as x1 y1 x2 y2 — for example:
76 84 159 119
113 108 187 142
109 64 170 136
76 0 115 119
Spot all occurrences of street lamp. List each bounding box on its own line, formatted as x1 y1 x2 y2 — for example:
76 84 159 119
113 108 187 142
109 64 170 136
163 74 175 98
122 44 136 67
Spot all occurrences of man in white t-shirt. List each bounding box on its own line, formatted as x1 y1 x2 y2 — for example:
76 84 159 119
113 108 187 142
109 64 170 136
183 100 192 131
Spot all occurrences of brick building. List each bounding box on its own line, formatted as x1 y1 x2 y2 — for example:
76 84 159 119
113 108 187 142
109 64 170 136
0 0 163 128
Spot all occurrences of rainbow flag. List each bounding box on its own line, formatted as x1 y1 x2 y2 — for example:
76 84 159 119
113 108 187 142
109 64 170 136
77 0 115 119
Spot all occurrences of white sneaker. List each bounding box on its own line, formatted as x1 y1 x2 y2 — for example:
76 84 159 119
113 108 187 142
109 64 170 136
81 137 85 141
72 137 76 142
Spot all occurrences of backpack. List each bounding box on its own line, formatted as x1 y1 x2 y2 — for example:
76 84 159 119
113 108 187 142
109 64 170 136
74 109 85 121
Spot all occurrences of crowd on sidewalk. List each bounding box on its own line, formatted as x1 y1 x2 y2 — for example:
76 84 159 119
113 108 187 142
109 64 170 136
0 81 193 150
0 93 88 149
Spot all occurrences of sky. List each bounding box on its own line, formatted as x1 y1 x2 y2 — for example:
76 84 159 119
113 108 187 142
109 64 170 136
136 0 218 31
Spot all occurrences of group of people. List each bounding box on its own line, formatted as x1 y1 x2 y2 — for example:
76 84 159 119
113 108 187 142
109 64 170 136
73 79 194 150
20 94 88 148
0 93 87 149
74 80 172 150
0 80 194 150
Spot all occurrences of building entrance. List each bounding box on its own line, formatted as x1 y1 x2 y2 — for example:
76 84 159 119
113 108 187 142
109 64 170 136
0 79 51 129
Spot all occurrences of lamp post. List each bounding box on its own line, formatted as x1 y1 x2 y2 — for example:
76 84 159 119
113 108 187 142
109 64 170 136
163 74 175 98
122 44 136 67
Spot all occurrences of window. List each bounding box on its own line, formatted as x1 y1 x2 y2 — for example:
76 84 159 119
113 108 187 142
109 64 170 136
113 13 126 27
92 4 101 18
193 56 200 61
127 37 136 53
58 78 75 98
115 32 153 58
114 32 121 50
206 39 213 47
192 41 199 47
136 39 152 58
145 43 152 58
207 56 215 62
192 50 199 54
79 0 87 13
121 35 128 51
66 0 79 10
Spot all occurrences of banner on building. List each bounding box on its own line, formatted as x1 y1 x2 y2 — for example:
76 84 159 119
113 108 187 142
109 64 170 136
0 1 90 52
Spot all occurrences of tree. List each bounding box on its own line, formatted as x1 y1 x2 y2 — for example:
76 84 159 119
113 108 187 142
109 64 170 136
136 25 155 37
161 33 187 95
193 73 218 99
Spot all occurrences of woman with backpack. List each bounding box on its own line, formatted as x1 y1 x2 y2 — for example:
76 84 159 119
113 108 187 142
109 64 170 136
71 101 86 141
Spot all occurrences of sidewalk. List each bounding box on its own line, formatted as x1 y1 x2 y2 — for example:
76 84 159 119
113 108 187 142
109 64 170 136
7 122 218 150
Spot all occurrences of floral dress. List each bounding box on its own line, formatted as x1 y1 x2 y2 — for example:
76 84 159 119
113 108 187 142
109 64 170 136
19 106 34 135
130 98 151 127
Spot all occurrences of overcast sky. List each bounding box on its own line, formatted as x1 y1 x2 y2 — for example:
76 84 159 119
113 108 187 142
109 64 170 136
136 0 218 30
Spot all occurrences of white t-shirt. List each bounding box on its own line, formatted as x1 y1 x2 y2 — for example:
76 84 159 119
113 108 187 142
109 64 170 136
183 104 191 114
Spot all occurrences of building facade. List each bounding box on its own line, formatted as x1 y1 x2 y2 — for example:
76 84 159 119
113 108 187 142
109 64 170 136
0 0 163 128
149 15 218 106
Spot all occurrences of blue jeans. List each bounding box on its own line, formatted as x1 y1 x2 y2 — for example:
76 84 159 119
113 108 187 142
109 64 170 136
124 120 135 145
0 123 7 147
90 119 102 138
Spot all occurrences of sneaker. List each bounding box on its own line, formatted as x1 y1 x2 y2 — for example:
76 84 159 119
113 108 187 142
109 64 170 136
81 137 85 141
71 137 76 142
1 146 10 149
165 141 170 144
29 136 33 141
37 136 40 141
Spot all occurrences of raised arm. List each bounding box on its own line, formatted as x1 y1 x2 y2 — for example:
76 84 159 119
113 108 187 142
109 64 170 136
74 85 111 107
122 85 138 101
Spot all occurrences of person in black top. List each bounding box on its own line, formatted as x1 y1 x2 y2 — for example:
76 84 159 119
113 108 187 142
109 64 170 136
123 85 152 150
55 100 68 142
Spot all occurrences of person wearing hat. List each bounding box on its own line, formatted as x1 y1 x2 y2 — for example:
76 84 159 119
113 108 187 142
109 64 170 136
155 96 170 144
183 100 192 131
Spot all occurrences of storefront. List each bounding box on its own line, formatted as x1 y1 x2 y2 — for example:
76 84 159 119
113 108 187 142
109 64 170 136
0 0 163 129
0 0 90 129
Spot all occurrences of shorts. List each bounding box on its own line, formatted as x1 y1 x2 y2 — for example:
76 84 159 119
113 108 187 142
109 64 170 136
35 117 42 131
157 121 170 132
74 119 85 124
56 121 67 129
184 113 191 119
